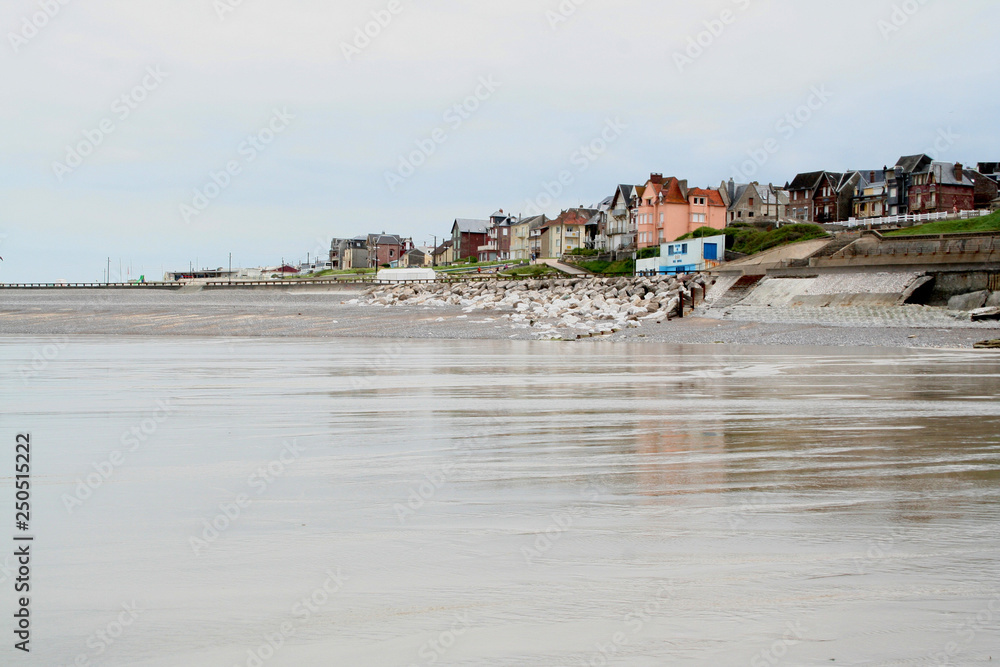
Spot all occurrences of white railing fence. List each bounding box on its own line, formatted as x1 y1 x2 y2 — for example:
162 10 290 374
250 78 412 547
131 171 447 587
845 209 989 229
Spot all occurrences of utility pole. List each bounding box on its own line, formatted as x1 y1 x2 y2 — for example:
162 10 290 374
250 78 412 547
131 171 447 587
229 252 232 284
107 257 110 285
432 235 437 267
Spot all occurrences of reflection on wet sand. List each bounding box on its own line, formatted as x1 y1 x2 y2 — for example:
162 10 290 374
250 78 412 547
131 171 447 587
0 338 997 666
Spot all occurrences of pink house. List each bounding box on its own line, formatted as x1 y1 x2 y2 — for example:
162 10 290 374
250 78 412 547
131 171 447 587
635 174 727 248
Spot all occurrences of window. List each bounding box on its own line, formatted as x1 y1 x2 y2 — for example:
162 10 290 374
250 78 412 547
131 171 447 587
748 212 754 218
691 213 705 224
749 198 754 206
502 229 507 236
659 213 664 224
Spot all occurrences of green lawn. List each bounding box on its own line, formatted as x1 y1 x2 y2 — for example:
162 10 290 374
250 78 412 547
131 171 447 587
676 223 829 256
884 211 1000 236
500 264 559 277
441 260 528 272
576 259 635 275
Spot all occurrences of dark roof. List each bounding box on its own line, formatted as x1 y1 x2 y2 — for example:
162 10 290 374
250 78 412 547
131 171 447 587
525 215 549 231
787 171 826 191
928 162 974 186
895 154 933 174
850 169 886 187
369 234 403 245
978 162 1000 175
453 219 489 234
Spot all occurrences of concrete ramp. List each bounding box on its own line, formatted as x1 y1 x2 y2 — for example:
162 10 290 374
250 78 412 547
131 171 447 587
541 259 590 276
735 271 927 308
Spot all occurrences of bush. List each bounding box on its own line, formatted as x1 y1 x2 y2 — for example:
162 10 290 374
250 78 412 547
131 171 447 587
570 248 600 256
637 247 660 260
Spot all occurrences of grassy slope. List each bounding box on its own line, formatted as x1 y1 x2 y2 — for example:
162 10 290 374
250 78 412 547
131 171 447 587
677 224 830 256
576 259 635 275
884 211 1000 236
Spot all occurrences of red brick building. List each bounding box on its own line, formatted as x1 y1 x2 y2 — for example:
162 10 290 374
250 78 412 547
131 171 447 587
451 219 489 263
908 162 974 214
367 234 409 268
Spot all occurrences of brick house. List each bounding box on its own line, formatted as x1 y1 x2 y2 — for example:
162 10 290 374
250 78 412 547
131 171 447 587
451 219 489 263
785 171 858 223
478 210 515 262
907 162 975 214
367 234 408 268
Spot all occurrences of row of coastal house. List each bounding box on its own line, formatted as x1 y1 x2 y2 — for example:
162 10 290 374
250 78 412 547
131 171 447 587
438 155 999 263
328 234 443 271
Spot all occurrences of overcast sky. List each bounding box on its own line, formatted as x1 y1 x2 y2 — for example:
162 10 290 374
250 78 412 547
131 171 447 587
0 0 996 281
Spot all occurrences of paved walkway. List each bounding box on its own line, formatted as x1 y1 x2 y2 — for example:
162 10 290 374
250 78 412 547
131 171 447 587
539 259 589 276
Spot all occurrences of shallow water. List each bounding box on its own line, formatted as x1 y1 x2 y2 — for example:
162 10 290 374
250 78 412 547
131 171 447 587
1 337 998 666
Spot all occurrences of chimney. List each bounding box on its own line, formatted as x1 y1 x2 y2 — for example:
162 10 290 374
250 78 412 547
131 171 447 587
650 173 663 184
869 171 875 182
954 162 964 182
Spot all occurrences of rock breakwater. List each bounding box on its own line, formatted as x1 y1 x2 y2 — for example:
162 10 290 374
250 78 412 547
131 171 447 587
354 274 712 337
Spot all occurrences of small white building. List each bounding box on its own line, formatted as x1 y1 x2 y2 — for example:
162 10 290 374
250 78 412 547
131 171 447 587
636 234 725 275
376 268 437 282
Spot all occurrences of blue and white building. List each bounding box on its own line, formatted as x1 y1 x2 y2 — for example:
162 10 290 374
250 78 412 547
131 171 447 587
636 234 725 275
